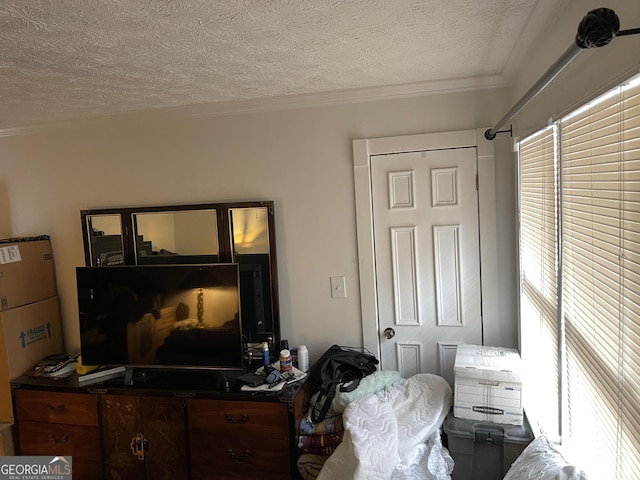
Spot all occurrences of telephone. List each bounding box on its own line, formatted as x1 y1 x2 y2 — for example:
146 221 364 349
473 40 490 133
35 354 79 378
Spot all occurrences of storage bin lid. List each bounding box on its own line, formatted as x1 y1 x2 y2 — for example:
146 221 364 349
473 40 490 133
454 344 522 383
444 412 534 444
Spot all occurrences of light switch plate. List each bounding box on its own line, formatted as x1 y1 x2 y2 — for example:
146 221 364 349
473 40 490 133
330 276 347 298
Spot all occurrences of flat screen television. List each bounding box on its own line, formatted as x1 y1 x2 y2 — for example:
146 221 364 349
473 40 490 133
76 264 243 371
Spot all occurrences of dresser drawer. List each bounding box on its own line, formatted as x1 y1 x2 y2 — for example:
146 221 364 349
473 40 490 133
15 389 98 426
18 420 102 478
188 399 289 436
190 433 290 478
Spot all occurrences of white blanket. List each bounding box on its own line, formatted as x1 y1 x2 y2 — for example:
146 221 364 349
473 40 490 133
317 373 454 480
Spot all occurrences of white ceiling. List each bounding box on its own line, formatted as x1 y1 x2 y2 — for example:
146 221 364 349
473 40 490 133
0 0 559 132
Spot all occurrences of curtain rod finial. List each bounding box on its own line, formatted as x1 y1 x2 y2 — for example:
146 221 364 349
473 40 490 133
484 128 497 141
485 125 512 141
576 8 620 49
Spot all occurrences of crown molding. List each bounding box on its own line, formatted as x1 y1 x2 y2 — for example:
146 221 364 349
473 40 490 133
174 74 508 118
0 74 508 138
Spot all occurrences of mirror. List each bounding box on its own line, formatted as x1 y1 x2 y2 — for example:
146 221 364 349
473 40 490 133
84 213 124 266
230 207 269 254
80 201 280 349
230 207 273 344
133 209 219 264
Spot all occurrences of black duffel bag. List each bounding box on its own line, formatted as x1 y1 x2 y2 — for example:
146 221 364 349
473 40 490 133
309 344 379 422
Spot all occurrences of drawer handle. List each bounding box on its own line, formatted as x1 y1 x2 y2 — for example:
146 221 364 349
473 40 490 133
48 434 68 444
224 414 248 424
478 380 500 387
130 433 147 461
227 448 250 461
47 403 65 413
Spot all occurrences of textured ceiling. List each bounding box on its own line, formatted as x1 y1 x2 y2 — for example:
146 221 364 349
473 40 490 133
0 0 555 132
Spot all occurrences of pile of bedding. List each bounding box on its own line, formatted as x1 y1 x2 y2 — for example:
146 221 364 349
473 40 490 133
297 414 345 479
298 372 454 480
298 414 344 455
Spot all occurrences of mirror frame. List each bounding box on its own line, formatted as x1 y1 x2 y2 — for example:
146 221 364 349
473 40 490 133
80 200 280 348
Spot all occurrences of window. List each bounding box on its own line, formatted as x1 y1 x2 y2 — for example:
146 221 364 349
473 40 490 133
518 125 560 438
518 74 640 479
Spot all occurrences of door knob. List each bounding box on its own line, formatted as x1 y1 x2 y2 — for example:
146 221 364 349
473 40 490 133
383 328 396 339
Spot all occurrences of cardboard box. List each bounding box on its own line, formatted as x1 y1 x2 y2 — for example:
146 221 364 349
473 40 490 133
0 296 64 422
453 344 523 425
0 423 15 456
0 237 57 311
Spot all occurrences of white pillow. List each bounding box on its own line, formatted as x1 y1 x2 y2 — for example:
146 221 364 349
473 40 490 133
503 435 588 479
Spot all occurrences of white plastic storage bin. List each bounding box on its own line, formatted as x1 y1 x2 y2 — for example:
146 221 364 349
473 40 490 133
443 411 533 480
453 344 523 425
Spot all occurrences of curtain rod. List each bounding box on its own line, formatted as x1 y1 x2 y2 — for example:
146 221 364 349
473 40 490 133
485 8 639 141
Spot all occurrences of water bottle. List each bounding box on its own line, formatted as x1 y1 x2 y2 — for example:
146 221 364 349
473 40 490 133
298 345 309 372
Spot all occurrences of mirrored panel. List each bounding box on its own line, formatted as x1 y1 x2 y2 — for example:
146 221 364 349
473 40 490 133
86 214 124 266
133 210 219 264
230 207 269 255
230 207 274 344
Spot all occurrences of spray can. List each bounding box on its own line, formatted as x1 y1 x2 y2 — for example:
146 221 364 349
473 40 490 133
298 345 309 373
262 342 270 367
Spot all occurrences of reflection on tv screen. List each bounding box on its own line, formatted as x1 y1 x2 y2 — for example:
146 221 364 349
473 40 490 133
76 264 243 369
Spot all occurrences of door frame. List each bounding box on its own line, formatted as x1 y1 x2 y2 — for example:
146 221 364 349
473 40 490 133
353 128 499 363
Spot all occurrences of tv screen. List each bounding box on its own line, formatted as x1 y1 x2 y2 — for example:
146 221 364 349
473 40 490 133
76 264 243 370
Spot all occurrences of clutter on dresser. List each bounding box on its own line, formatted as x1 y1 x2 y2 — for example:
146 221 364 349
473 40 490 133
30 353 79 378
237 371 267 387
240 339 310 391
240 363 307 392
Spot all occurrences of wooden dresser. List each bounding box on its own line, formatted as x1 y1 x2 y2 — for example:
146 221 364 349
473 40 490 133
11 371 309 480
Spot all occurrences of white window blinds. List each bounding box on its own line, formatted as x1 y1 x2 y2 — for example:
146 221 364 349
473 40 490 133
518 126 560 437
560 78 640 479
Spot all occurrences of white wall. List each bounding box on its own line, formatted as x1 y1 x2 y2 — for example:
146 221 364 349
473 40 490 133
0 87 516 365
